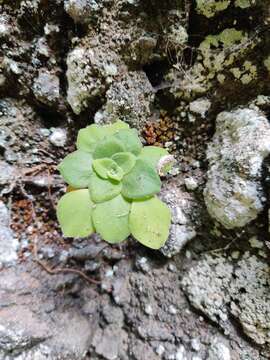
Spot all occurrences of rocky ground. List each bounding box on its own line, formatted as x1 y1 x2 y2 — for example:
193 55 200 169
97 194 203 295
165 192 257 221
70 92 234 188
0 0 270 359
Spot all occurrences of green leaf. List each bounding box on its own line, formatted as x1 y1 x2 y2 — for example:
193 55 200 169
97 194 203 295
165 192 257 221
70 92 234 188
113 129 142 155
93 137 125 159
105 120 130 135
93 158 124 181
57 150 93 188
112 152 137 175
89 172 122 203
107 164 124 182
138 146 169 169
129 196 171 249
76 121 129 154
121 159 161 200
92 195 131 243
76 124 106 153
56 189 94 238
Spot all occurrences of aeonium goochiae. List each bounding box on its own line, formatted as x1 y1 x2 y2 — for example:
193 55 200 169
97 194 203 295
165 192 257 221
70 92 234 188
56 120 174 249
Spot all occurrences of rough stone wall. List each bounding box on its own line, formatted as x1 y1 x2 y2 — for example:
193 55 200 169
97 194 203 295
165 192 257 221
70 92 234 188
0 0 270 359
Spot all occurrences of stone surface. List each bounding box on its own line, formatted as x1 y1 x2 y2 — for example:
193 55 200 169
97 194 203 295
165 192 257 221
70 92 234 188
49 128 67 147
64 0 103 23
33 69 60 106
160 179 200 257
208 338 231 360
0 0 270 358
182 252 270 350
66 44 119 114
189 98 211 118
204 109 270 229
0 226 18 267
96 71 154 129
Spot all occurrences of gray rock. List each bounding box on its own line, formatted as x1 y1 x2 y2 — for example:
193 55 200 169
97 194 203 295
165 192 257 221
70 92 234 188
102 305 124 326
208 338 231 360
184 177 198 191
0 201 10 227
230 256 270 346
189 98 211 118
135 256 151 273
0 226 19 267
64 0 103 23
175 345 187 360
0 161 16 188
93 325 128 360
137 320 174 341
204 109 270 229
33 69 60 106
0 201 17 267
191 338 201 352
131 339 159 360
49 128 67 147
68 242 106 261
0 15 12 39
11 344 53 360
112 277 130 305
182 253 270 348
66 44 118 114
97 71 154 129
160 180 200 257
162 224 197 258
181 255 233 324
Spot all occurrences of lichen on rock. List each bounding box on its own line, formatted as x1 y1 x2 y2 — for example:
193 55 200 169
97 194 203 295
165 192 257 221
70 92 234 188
196 0 231 18
204 108 270 229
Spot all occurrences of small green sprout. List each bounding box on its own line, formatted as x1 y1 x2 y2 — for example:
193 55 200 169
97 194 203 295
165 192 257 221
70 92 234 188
56 120 172 249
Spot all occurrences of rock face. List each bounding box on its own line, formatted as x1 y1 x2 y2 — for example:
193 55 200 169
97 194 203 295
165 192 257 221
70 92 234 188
204 109 270 229
64 0 103 23
0 201 18 267
97 71 154 128
160 178 200 257
1 0 270 358
182 253 270 351
33 69 60 106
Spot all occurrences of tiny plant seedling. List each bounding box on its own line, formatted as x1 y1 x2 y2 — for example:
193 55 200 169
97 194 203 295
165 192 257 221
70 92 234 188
56 120 172 249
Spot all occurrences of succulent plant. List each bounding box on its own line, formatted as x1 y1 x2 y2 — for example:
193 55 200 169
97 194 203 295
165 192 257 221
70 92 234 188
56 120 172 249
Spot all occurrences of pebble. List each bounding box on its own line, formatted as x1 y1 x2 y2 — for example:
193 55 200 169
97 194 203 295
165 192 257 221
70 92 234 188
168 305 177 315
208 340 231 360
145 304 153 316
155 344 165 356
184 177 198 191
0 201 9 227
175 345 187 360
105 269 114 278
135 256 151 273
168 263 177 272
84 260 100 272
39 128 51 137
49 128 67 147
191 338 201 352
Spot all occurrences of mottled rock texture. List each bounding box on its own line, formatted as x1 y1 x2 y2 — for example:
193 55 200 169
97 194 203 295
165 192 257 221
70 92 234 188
204 109 270 229
0 0 270 359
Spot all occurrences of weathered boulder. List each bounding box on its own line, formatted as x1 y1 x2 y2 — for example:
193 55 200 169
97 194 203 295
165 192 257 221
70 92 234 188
204 109 270 229
66 43 119 114
33 69 60 106
160 178 201 257
95 71 154 129
182 253 270 349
